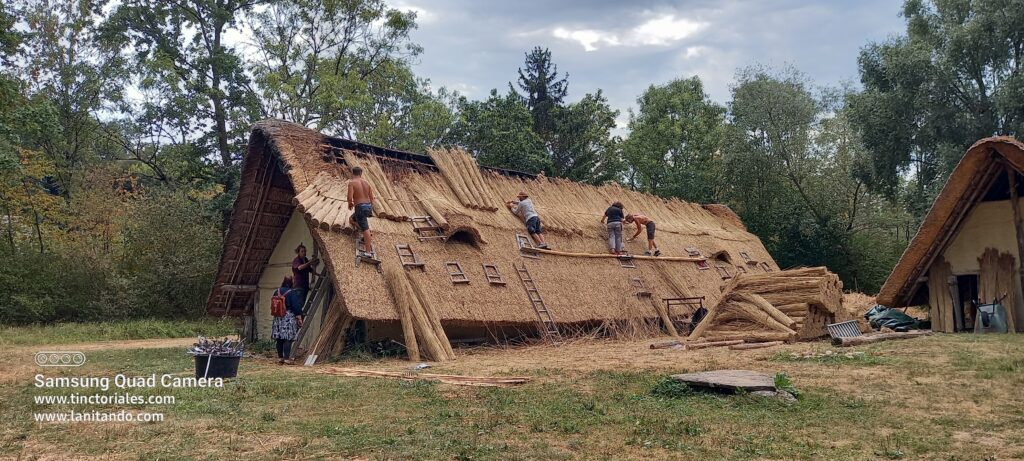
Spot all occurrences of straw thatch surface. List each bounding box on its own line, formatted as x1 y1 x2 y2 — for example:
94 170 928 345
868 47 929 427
878 136 1024 307
207 120 778 332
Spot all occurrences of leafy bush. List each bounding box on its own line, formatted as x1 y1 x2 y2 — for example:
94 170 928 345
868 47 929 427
117 190 221 318
650 376 692 399
773 373 800 398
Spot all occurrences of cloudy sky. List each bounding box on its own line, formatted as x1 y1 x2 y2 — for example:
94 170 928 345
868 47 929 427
394 0 907 128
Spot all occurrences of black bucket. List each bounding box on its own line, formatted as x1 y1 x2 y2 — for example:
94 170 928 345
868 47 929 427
194 355 240 379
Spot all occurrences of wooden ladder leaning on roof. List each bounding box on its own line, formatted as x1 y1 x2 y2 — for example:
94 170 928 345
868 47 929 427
293 268 332 352
514 262 561 342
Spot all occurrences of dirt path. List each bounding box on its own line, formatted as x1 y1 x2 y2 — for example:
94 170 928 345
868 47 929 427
2 337 206 386
9 337 202 355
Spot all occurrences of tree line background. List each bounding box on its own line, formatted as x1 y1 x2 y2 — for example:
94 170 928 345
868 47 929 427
1 0 1021 324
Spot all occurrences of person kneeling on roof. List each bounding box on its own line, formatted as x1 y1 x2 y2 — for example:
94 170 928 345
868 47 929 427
602 201 626 255
347 166 375 254
625 213 660 257
506 191 548 249
271 276 305 365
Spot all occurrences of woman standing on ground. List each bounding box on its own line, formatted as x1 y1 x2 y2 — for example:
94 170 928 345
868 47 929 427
271 276 305 364
601 201 626 255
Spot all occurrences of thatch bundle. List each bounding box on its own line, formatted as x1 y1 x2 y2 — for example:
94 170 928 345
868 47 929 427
688 267 849 343
428 147 500 211
308 301 353 359
382 261 455 361
294 172 354 233
979 248 1018 332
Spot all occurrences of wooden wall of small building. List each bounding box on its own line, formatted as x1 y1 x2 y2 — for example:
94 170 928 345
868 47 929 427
934 200 1024 332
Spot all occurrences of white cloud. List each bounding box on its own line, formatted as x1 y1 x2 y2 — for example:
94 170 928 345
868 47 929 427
632 15 705 45
552 28 619 52
552 14 707 51
683 46 706 59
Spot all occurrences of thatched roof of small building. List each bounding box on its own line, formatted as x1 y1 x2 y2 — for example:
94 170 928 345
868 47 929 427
206 119 779 326
877 136 1024 307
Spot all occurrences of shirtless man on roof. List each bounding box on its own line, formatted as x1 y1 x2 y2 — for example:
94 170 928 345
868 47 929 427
347 166 375 253
625 213 660 256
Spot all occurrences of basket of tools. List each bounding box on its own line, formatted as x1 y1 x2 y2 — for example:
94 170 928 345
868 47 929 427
188 337 245 379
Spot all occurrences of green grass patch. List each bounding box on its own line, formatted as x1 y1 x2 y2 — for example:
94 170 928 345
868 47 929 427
3 334 1023 460
769 350 889 366
0 318 236 346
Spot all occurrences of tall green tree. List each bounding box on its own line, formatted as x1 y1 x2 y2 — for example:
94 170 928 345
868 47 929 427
103 0 261 170
17 0 126 200
849 0 1024 209
548 91 622 184
726 66 909 291
449 90 549 174
512 46 568 139
623 77 726 202
0 3 18 58
247 0 423 141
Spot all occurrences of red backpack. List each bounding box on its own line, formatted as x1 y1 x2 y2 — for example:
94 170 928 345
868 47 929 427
271 289 291 317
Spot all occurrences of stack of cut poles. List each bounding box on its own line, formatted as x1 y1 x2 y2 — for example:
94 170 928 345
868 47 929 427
688 267 848 343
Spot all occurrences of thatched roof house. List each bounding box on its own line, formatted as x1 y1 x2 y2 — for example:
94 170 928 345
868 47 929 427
877 136 1024 333
207 120 780 359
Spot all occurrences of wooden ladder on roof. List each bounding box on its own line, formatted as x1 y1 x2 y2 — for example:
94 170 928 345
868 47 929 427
355 237 381 272
395 244 425 270
514 262 561 342
411 216 446 242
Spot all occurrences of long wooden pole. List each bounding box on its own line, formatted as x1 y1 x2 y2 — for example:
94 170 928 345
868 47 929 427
532 247 704 262
1005 164 1022 332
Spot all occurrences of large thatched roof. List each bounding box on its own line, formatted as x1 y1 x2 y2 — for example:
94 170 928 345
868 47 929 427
206 119 779 325
877 136 1024 307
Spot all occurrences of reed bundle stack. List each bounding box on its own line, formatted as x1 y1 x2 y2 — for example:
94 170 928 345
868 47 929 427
428 147 500 211
382 261 455 361
979 248 1018 331
688 267 849 342
308 302 353 358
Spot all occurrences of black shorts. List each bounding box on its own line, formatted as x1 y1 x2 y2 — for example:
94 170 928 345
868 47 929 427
646 221 656 240
526 216 543 234
353 203 373 231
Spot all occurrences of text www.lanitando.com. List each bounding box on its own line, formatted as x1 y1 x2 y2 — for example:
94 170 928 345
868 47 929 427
34 411 165 423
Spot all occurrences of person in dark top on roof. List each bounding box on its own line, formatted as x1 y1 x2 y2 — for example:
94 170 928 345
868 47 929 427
292 243 319 305
601 201 626 255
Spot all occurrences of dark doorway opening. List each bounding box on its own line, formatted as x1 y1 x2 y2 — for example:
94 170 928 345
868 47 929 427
955 274 978 332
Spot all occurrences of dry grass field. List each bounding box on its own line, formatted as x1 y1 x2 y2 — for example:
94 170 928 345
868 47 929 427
1 331 1021 460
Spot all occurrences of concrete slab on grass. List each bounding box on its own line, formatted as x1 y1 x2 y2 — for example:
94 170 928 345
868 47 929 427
671 370 776 392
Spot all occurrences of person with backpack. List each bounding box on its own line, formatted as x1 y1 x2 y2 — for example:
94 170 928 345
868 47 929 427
271 276 304 364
